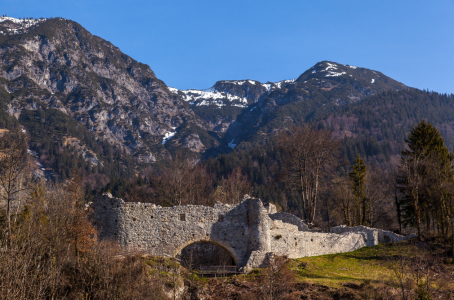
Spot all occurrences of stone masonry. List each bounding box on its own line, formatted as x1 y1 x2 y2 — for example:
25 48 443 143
90 193 416 272
330 225 418 243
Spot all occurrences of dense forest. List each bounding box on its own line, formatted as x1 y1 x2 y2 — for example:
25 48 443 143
319 89 454 165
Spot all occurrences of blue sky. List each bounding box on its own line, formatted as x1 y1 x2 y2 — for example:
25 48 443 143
3 1 454 93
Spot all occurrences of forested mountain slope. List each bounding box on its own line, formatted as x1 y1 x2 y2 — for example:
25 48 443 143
318 89 454 164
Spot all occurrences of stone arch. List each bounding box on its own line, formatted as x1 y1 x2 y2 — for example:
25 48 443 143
172 238 240 267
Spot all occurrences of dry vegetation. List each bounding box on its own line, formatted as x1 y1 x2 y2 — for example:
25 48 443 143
1 123 454 299
0 181 166 299
1 176 453 299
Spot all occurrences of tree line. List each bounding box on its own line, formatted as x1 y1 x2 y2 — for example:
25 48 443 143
2 119 453 247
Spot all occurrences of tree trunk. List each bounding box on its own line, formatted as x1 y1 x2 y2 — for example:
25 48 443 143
361 197 366 225
7 196 11 248
300 173 307 220
414 191 422 241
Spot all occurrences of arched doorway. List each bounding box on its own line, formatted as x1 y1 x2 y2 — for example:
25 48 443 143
176 241 237 270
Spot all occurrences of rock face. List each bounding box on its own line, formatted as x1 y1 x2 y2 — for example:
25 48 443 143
0 17 210 160
90 194 416 272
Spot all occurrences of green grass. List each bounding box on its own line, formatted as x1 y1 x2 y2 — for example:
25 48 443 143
294 240 454 292
295 244 395 287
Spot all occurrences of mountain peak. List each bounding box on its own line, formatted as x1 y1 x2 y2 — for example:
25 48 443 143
295 61 406 93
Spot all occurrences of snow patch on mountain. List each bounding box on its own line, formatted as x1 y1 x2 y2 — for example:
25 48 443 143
228 80 257 85
169 87 248 108
324 62 338 71
326 71 347 77
321 62 347 77
0 16 48 35
260 79 295 91
168 87 179 94
162 129 177 145
228 139 237 149
262 83 272 91
169 78 296 108
273 79 295 89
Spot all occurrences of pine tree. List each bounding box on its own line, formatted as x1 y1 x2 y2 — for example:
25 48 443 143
397 120 453 239
349 155 367 225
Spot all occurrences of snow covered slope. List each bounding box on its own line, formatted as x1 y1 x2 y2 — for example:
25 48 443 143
0 16 48 35
168 78 297 109
168 87 249 108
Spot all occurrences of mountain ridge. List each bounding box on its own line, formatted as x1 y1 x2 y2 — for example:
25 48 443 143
168 60 406 152
0 16 423 181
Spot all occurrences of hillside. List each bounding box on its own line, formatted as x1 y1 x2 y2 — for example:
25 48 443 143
0 16 218 180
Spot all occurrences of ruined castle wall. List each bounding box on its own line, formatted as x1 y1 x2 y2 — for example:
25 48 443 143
268 212 312 232
247 198 271 253
268 219 378 258
122 201 248 265
91 194 272 268
90 194 126 243
91 194 414 271
330 225 417 243
270 228 377 258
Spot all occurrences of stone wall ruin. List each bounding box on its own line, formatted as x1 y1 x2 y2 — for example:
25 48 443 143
90 194 415 272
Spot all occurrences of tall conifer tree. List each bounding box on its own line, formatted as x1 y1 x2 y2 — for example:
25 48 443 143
349 155 367 225
397 120 453 239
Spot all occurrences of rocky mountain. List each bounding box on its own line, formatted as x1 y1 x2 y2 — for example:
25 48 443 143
170 61 406 151
0 16 218 165
0 16 411 177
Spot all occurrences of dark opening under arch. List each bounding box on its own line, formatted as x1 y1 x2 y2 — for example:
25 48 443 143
176 241 236 270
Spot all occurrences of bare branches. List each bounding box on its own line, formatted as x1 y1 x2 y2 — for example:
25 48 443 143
152 151 213 206
213 166 251 205
261 255 294 300
0 181 163 299
277 125 340 223
0 129 29 245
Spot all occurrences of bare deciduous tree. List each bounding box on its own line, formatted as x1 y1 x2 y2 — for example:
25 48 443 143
326 176 355 227
397 150 428 240
365 167 395 228
261 254 294 300
214 166 251 205
0 129 29 244
277 125 340 224
0 180 165 299
153 151 212 206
